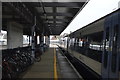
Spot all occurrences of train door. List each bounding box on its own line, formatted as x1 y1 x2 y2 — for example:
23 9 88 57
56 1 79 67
102 16 111 79
102 11 119 79
109 11 119 79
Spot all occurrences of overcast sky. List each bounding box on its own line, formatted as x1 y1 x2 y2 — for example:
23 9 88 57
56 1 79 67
61 0 120 35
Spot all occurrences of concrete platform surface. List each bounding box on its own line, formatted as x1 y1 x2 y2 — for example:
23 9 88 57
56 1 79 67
19 47 81 79
20 48 54 78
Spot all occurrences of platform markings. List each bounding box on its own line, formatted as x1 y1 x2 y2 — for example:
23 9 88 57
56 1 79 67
54 48 58 80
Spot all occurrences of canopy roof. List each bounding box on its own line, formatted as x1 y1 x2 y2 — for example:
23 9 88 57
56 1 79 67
2 1 88 36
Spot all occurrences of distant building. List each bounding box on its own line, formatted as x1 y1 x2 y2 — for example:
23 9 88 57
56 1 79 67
0 32 29 45
0 32 7 45
50 36 59 45
51 36 57 40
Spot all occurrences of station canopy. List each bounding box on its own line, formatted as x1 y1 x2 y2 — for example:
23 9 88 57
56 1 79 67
2 0 88 36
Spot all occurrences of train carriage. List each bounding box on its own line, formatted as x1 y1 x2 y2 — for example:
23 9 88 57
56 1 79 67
59 9 120 79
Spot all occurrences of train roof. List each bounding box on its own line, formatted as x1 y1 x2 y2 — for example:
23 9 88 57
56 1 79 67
68 8 120 38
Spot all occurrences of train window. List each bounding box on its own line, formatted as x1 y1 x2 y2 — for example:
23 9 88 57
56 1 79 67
72 38 74 47
104 27 109 68
111 25 119 72
79 41 83 47
69 39 72 47
79 39 83 47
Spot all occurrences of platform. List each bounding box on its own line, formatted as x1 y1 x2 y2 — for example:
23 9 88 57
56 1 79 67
20 48 54 78
19 47 81 79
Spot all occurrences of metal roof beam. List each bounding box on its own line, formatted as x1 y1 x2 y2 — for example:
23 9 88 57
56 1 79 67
46 23 66 26
47 25 64 27
39 13 73 17
34 2 85 8
43 19 69 22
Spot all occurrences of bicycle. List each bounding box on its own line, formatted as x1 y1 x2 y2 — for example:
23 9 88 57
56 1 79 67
35 48 42 62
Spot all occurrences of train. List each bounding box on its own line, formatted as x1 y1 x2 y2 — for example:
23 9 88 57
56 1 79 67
59 9 120 79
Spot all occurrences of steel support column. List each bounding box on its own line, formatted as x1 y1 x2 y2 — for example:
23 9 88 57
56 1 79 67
31 16 36 60
0 2 2 79
35 33 38 46
39 35 42 45
28 35 31 46
47 36 50 47
40 33 44 52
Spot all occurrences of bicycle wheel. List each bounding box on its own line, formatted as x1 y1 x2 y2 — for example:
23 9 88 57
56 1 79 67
35 56 41 62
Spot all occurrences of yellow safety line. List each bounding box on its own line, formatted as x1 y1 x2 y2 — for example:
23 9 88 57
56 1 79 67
54 48 58 80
